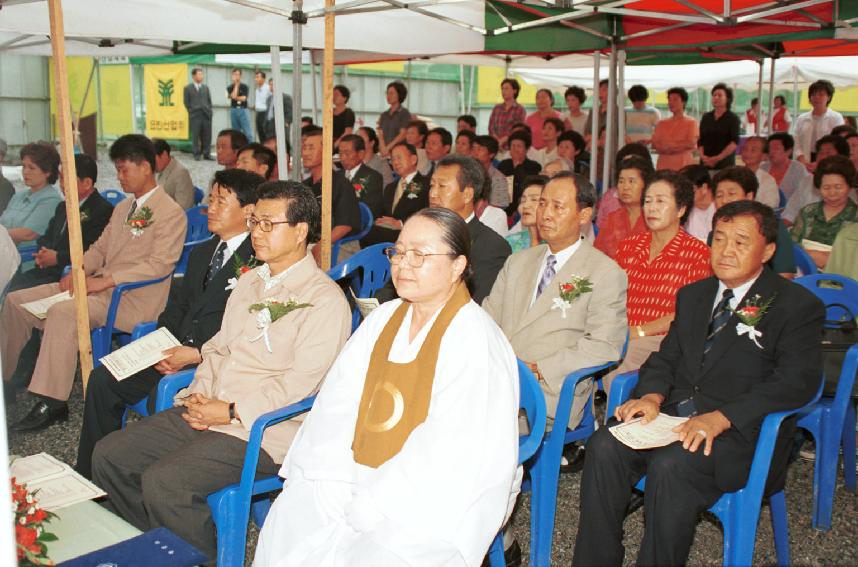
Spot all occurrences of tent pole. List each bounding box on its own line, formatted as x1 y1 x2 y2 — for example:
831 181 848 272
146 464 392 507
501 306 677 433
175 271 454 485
459 64 465 116
320 0 335 271
792 67 798 132
766 57 776 135
617 49 626 153
311 52 319 125
589 50 600 187
602 43 617 189
755 60 763 135
291 1 305 180
48 0 93 390
467 65 475 115
271 45 287 180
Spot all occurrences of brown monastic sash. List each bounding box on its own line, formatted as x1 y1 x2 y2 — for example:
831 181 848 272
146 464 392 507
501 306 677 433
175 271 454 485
352 283 471 468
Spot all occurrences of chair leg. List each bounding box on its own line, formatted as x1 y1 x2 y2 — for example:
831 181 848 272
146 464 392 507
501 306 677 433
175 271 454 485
251 497 272 528
209 490 250 567
720 504 759 567
842 402 857 493
770 491 791 567
813 422 838 531
487 532 506 567
529 445 562 567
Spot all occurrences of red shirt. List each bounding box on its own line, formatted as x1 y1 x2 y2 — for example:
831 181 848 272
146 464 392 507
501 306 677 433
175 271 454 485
617 230 712 329
594 207 648 260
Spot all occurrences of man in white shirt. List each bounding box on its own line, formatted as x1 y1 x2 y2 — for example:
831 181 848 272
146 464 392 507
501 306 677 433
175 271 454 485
739 136 779 208
254 71 272 143
793 79 844 170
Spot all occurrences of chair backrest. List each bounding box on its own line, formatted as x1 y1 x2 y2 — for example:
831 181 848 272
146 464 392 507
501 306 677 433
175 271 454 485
793 243 819 276
185 205 211 242
102 189 127 207
328 242 393 299
330 202 374 265
193 186 204 206
517 359 547 464
795 274 858 327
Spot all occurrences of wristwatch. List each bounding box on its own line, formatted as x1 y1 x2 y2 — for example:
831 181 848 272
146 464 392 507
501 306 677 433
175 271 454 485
636 325 646 338
228 402 240 425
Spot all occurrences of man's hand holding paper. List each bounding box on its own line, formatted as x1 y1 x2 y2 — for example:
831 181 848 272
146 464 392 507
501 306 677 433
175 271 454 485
154 345 202 374
615 393 665 424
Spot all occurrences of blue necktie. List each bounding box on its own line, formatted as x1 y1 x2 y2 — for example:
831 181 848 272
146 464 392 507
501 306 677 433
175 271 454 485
536 254 557 298
703 288 734 359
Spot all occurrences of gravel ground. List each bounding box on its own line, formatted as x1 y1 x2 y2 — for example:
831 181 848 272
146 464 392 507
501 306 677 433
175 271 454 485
7 147 858 566
7 377 858 566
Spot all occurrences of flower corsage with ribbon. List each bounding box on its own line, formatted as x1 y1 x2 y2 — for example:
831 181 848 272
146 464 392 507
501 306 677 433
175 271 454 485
404 181 422 200
551 275 593 318
352 177 368 198
78 209 90 224
125 206 154 237
225 254 260 290
248 298 312 352
12 477 57 566
733 293 775 349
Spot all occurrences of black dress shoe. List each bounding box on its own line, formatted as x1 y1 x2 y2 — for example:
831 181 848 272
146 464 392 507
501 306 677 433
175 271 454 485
560 443 586 474
481 538 522 567
11 401 68 433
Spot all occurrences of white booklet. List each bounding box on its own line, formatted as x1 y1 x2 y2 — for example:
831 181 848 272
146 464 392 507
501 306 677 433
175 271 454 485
351 289 379 319
100 327 181 381
609 413 689 450
10 453 106 511
21 291 72 319
801 239 832 253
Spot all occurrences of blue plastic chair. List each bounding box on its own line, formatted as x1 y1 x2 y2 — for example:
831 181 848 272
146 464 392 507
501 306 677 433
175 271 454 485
527 334 629 566
206 392 317 567
90 274 172 368
175 206 212 277
795 344 858 531
102 189 127 207
793 243 819 276
327 242 393 331
607 370 823 566
18 244 38 263
487 360 548 566
795 274 858 328
331 202 374 266
193 186 204 206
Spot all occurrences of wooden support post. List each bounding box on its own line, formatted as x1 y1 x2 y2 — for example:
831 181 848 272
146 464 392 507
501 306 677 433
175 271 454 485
320 0 335 271
48 0 94 390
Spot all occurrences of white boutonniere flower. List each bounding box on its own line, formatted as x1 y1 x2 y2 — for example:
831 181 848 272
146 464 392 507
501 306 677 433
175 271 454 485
550 275 593 319
247 298 312 352
733 293 775 349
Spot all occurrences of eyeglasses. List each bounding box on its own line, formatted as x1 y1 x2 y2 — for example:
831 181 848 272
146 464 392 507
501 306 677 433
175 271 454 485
383 247 456 268
247 217 291 232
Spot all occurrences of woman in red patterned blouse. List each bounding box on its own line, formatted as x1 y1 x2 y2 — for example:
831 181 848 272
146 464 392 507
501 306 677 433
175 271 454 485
594 156 654 258
603 170 712 394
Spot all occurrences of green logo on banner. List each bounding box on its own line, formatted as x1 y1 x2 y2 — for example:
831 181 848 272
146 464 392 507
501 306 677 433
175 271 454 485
158 79 175 107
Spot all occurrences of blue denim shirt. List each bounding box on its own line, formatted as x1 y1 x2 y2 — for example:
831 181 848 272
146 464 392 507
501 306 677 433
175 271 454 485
0 184 63 248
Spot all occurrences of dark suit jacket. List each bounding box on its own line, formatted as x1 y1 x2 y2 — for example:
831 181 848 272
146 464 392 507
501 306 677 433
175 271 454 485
183 82 213 119
376 215 511 305
350 164 384 220
13 190 113 285
635 268 824 492
383 172 430 221
159 235 254 349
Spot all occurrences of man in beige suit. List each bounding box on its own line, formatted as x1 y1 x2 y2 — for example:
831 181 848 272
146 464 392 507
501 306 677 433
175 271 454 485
154 138 195 209
91 181 352 562
483 171 627 432
2 135 186 432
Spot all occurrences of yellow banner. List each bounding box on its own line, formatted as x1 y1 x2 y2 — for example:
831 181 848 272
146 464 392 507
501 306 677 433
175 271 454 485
476 67 540 107
99 65 133 137
144 64 189 139
49 57 98 135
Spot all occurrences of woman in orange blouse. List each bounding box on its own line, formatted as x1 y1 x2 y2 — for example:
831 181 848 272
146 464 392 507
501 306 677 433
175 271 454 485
603 170 712 394
651 87 700 171
594 155 653 258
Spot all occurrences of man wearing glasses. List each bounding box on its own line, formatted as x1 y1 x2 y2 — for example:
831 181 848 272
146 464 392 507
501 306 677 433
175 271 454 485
91 181 352 563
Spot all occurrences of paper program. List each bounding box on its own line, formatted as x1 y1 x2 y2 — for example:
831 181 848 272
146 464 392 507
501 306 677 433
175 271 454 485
609 413 689 450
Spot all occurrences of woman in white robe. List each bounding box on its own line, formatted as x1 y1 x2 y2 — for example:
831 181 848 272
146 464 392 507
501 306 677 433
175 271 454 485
254 208 520 567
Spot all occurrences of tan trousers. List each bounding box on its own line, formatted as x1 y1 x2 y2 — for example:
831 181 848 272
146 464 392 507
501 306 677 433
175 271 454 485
2 283 111 401
602 334 666 401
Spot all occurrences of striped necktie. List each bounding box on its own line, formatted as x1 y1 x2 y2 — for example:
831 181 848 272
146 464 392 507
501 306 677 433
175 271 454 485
536 254 557 298
204 241 228 289
703 288 734 359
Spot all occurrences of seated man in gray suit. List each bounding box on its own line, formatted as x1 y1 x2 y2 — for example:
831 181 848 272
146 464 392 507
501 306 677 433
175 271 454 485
483 171 627 432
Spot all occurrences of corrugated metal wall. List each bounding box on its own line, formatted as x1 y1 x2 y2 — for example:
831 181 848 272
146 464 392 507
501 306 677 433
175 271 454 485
0 55 51 158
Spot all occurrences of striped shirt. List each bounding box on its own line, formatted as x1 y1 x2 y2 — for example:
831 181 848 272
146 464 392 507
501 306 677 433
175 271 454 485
617 229 712 329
